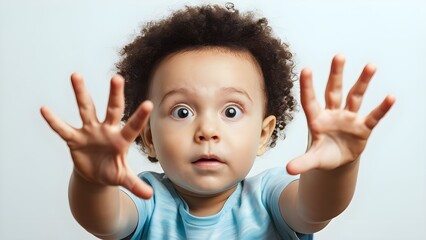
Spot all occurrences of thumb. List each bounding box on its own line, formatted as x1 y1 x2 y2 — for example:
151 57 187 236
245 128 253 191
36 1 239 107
121 171 154 199
286 152 318 175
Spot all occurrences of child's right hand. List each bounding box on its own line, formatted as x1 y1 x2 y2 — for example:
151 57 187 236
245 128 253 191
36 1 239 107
41 73 153 199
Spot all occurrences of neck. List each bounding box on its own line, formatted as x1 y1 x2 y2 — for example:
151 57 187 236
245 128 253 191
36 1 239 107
173 184 238 217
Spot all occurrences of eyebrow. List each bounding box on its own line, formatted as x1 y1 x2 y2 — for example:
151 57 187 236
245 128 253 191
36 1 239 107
159 88 191 106
160 86 253 105
221 87 253 103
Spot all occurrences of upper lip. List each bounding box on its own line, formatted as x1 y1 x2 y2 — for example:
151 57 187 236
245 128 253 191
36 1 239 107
193 154 224 163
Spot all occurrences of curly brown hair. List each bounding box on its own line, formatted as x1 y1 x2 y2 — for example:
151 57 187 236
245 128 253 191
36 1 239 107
116 4 297 162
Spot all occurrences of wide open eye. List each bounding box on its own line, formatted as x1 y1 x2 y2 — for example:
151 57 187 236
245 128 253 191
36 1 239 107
171 105 194 119
223 106 242 119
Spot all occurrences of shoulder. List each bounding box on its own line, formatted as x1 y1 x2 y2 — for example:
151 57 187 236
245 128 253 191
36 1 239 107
245 167 299 190
240 167 299 215
245 168 302 232
121 171 176 210
134 171 178 202
137 171 166 184
121 172 182 239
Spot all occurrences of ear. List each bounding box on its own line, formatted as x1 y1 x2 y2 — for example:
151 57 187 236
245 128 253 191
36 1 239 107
257 115 276 156
141 123 157 158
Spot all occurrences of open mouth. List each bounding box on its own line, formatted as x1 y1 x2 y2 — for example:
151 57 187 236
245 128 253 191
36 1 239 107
194 158 222 163
192 155 224 168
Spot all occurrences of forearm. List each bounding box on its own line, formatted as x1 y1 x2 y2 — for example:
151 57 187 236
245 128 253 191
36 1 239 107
69 169 137 239
297 158 360 223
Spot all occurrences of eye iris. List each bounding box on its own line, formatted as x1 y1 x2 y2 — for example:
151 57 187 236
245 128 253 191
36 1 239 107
178 108 189 118
225 107 236 118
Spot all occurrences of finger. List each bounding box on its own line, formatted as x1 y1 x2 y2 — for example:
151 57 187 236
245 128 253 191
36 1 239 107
325 55 345 109
121 101 153 143
300 68 321 123
286 151 319 175
71 73 99 125
121 171 153 199
365 95 396 130
345 64 376 112
40 106 76 141
104 75 125 125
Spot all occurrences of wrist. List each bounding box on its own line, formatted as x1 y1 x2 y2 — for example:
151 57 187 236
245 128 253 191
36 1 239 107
70 168 115 191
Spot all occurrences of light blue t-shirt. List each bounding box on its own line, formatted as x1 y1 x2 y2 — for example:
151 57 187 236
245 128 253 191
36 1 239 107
122 167 313 240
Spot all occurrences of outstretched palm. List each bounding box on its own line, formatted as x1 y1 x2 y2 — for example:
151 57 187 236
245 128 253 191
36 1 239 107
41 73 153 199
287 55 395 175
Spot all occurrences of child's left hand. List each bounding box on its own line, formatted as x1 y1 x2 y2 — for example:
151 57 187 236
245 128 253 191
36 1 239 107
286 55 395 175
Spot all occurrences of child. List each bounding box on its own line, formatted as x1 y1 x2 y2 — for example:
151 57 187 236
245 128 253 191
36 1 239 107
40 3 395 240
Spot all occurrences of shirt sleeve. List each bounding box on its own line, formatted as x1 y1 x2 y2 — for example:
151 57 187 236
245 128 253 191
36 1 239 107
119 172 156 240
261 167 313 240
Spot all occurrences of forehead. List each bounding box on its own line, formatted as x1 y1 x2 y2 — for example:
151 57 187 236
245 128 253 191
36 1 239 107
149 48 265 102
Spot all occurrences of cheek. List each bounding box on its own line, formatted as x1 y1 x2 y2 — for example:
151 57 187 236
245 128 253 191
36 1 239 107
152 132 176 156
151 120 190 160
224 121 262 158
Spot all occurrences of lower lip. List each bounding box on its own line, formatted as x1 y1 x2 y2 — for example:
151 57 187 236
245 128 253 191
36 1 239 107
192 160 224 169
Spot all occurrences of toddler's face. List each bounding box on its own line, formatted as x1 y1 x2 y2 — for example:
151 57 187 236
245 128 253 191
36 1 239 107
143 48 275 195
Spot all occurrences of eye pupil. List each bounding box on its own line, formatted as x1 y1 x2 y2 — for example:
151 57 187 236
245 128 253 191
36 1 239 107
178 108 189 118
171 106 193 119
225 107 237 118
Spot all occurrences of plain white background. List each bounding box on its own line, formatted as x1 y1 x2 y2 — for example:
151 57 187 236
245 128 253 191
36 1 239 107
1 0 425 239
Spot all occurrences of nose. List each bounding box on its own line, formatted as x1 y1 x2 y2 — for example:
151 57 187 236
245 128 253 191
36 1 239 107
194 116 220 143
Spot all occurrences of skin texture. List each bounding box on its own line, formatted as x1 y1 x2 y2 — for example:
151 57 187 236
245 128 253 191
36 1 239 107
40 50 395 238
